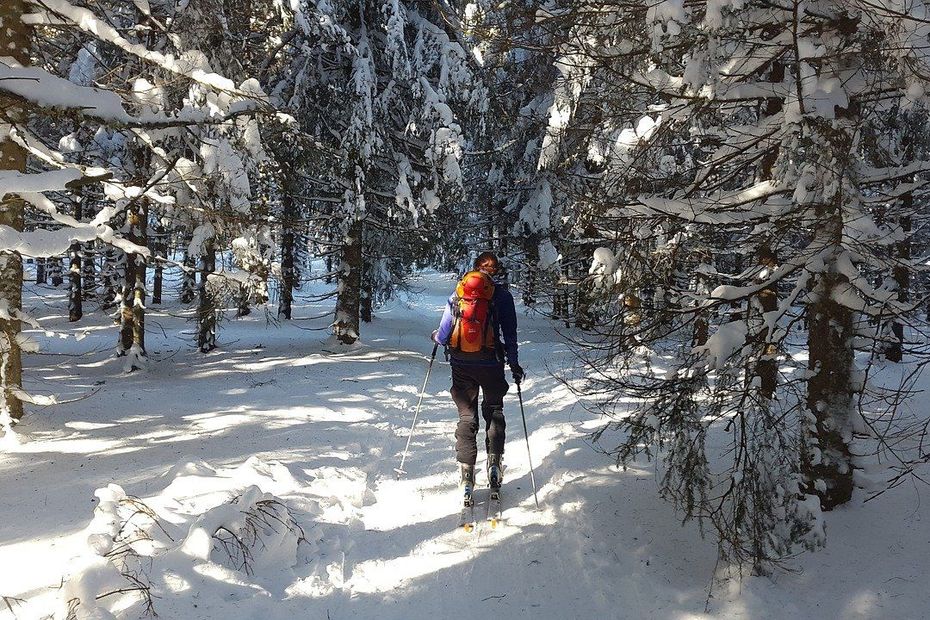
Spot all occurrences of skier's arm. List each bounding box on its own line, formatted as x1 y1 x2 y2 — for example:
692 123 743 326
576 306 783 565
434 294 456 344
497 290 519 366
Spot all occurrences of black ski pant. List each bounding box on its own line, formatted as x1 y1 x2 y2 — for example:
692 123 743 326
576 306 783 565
450 363 509 465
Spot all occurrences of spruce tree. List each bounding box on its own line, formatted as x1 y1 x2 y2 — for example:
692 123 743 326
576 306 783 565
523 0 930 571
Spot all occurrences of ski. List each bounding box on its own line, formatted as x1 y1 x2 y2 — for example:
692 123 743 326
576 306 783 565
486 488 502 528
459 494 477 532
486 457 503 528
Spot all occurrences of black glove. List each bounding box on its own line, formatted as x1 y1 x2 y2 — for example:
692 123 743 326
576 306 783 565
510 363 525 384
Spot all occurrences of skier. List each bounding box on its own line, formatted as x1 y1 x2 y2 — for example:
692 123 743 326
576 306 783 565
432 252 524 504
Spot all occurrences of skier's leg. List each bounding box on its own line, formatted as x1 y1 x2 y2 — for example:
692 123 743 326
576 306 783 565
480 365 509 456
451 365 480 465
481 401 503 454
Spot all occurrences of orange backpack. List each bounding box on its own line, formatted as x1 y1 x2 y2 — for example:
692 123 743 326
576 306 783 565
449 271 496 353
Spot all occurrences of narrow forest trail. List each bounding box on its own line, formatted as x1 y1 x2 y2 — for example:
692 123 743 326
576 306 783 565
1 272 928 619
332 274 721 620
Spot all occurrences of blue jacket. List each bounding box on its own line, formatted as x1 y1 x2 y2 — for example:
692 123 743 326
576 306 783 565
434 277 519 367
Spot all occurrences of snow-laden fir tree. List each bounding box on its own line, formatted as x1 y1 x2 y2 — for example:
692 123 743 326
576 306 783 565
454 0 566 303
1 0 275 399
267 0 478 344
166 0 279 350
0 0 32 424
526 0 930 572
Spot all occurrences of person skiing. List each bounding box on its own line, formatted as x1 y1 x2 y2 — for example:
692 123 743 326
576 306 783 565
432 252 524 505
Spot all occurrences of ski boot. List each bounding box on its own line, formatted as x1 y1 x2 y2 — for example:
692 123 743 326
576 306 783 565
461 462 476 499
486 454 503 527
487 453 503 491
459 463 476 531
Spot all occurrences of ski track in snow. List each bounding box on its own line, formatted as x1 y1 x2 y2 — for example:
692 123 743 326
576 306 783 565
0 271 928 619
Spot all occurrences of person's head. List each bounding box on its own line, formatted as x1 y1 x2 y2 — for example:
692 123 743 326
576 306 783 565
474 252 500 276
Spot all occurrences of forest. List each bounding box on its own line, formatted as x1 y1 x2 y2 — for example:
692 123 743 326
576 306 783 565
2 1 929 618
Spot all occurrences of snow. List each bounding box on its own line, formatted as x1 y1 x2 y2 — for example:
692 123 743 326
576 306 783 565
199 139 252 213
16 193 147 257
634 180 786 225
538 55 589 170
537 239 560 270
25 0 241 95
590 247 616 276
695 320 748 370
131 0 151 16
647 0 686 24
188 222 216 257
131 78 162 111
0 224 105 258
519 178 553 236
0 61 131 123
0 60 262 127
67 45 98 87
0 272 928 619
0 169 82 194
705 0 744 29
589 248 621 292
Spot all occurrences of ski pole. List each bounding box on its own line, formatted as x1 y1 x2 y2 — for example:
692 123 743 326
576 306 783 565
516 380 540 509
395 342 439 478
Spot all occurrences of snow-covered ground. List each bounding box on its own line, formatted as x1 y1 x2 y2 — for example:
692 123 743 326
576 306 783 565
1 271 928 619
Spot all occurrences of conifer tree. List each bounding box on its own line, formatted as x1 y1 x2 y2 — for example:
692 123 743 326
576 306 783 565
524 0 930 570
267 0 477 344
0 0 32 422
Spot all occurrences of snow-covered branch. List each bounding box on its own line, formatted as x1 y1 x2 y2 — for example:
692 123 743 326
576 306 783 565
1 61 269 128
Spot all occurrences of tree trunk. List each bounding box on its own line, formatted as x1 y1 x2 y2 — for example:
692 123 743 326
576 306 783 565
575 280 594 331
325 227 334 285
886 130 913 362
100 248 120 309
754 246 778 398
360 253 373 324
689 249 711 348
804 270 855 508
333 219 363 344
152 225 164 305
36 258 46 284
236 285 251 318
803 207 854 510
691 279 709 346
521 234 540 308
180 251 196 304
278 191 296 320
69 199 83 322
493 202 509 257
49 257 63 286
81 241 96 299
118 201 147 369
553 268 566 323
0 0 31 421
152 261 162 305
885 213 910 363
197 239 217 352
752 60 783 394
